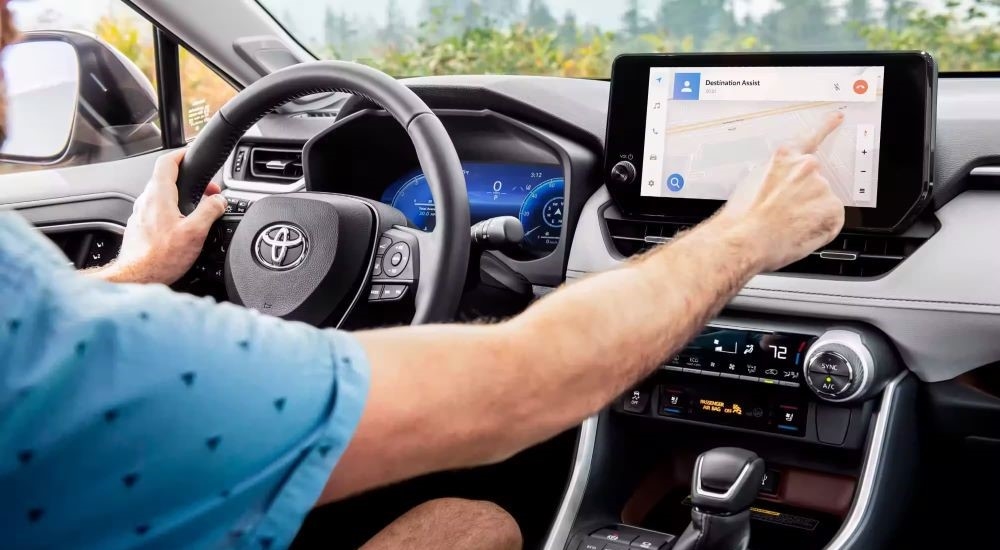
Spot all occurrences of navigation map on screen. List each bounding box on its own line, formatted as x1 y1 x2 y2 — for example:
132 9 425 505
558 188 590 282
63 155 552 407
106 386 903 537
640 66 885 207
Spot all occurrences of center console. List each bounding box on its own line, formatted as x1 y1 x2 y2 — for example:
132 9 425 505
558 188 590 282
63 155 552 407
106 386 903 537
544 317 916 550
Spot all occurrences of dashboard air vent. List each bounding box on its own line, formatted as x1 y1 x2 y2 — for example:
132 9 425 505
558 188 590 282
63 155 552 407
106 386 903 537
603 209 930 278
249 146 304 182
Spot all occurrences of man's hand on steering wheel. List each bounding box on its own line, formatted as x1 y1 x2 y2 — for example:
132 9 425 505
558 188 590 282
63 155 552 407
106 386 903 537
86 149 228 285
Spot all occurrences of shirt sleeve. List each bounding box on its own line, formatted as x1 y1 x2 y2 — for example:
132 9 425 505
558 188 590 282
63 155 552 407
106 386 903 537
0 213 370 550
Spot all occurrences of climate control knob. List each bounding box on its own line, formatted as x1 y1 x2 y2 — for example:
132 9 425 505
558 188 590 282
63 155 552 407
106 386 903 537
609 160 637 185
802 329 886 403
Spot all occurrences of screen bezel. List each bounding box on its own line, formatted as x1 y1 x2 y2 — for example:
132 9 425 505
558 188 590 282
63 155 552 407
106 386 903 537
604 52 936 233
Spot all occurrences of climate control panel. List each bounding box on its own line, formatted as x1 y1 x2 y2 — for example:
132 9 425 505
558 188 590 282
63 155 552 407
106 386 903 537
616 320 900 447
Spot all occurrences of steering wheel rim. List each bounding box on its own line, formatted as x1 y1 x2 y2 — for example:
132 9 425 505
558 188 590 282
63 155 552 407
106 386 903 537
176 61 470 324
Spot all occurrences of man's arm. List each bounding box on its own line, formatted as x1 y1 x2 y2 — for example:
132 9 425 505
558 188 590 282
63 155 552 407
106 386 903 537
323 112 846 502
84 149 227 285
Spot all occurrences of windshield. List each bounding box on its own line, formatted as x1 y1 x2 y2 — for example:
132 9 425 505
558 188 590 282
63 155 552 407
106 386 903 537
260 0 1000 76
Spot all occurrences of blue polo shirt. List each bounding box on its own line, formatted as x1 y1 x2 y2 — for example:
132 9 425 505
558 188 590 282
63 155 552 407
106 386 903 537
0 212 370 549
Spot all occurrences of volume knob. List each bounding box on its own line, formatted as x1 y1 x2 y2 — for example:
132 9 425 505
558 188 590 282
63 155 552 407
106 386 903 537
609 160 637 185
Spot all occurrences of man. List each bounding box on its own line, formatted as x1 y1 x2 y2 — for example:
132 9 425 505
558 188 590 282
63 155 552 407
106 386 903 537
0 4 846 549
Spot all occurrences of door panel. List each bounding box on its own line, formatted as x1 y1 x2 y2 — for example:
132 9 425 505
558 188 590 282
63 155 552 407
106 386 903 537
0 149 169 226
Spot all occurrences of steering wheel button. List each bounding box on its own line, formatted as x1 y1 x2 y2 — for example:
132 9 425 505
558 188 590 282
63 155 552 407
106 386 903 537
380 285 407 300
390 252 403 266
372 259 383 277
377 236 393 254
368 285 383 302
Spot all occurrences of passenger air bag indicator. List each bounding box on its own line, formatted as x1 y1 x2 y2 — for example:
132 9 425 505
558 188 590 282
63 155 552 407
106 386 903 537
699 398 743 416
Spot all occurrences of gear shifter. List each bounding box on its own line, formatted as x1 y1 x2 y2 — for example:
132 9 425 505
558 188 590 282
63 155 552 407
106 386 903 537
673 447 765 550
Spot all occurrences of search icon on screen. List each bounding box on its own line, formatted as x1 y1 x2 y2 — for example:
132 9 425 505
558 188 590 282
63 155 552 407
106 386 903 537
666 173 685 192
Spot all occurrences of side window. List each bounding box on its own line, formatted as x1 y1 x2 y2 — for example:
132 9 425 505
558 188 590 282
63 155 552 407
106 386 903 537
180 47 238 140
0 3 241 174
0 2 160 174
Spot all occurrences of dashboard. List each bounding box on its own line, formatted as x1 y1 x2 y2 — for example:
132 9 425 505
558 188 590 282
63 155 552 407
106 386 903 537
212 72 1000 384
379 162 565 255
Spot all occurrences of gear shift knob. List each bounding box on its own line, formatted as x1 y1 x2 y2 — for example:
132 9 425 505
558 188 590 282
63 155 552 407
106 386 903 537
691 447 765 514
673 448 765 550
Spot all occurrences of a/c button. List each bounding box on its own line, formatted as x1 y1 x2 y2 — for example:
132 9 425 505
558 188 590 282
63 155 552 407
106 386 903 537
808 372 851 396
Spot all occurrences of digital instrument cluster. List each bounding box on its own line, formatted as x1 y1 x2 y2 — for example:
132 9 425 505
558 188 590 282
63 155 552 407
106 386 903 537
380 162 565 255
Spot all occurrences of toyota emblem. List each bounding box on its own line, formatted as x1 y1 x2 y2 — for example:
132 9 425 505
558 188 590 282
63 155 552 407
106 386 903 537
254 223 308 270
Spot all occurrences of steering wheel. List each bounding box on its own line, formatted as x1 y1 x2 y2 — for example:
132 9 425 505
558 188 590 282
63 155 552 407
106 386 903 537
174 61 470 326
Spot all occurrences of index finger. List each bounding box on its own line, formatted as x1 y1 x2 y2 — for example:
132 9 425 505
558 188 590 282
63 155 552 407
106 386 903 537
797 111 844 154
146 148 187 201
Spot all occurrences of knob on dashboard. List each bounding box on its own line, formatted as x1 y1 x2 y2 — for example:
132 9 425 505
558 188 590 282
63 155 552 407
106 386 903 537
802 328 898 403
609 160 637 185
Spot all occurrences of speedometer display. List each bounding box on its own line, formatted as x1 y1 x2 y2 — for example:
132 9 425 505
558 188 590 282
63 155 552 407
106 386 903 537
380 162 565 255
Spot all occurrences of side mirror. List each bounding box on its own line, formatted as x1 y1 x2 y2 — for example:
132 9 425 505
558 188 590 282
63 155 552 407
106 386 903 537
0 40 80 161
0 31 160 167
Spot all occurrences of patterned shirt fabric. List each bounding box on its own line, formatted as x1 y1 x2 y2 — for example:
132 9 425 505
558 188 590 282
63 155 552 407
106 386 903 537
0 212 370 549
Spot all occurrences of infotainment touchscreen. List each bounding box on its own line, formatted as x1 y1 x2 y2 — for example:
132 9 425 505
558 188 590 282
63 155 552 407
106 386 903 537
605 53 935 233
640 66 885 207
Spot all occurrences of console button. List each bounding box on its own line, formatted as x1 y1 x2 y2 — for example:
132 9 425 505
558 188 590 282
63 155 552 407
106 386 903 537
760 366 781 381
603 543 631 550
808 372 851 396
659 387 687 414
680 355 704 369
631 533 674 549
236 200 249 214
773 404 804 435
808 350 852 377
623 388 650 414
591 528 637 544
577 541 601 550
742 361 763 377
720 360 740 375
779 368 803 383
